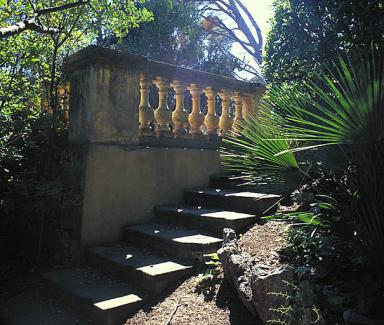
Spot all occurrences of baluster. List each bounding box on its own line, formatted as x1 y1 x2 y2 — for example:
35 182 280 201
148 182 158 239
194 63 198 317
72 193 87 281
233 92 244 132
241 94 253 120
139 74 154 135
171 80 188 137
154 77 172 137
254 85 266 113
218 89 233 137
188 83 204 138
204 87 219 137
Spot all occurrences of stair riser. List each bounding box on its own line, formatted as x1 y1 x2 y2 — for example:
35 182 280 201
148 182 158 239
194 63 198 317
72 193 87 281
85 252 192 294
210 180 269 192
209 175 280 193
124 229 221 263
184 192 280 215
155 210 257 236
44 276 142 325
210 177 245 189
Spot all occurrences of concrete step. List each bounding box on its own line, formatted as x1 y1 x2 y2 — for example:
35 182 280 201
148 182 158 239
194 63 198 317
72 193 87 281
86 245 193 294
209 173 247 189
184 188 281 215
124 222 222 263
155 205 257 236
209 173 287 193
44 267 144 325
0 278 93 325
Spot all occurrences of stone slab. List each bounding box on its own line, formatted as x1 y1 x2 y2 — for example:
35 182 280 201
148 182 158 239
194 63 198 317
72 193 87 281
44 267 144 325
0 280 92 325
87 245 192 293
124 223 222 262
126 223 222 244
155 205 257 235
158 206 256 220
184 188 281 215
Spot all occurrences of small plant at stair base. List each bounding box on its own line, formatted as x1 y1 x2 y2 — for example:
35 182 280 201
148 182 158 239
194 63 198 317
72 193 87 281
195 253 222 301
198 253 221 281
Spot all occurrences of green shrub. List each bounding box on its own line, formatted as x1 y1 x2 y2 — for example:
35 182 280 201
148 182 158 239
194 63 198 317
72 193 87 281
221 45 384 279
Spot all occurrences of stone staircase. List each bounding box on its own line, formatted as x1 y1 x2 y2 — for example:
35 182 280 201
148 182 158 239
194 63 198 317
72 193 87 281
44 174 281 325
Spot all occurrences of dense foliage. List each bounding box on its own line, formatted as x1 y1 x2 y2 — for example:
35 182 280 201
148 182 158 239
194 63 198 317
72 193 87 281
199 0 263 79
0 0 245 273
222 47 384 279
0 0 153 273
222 2 384 319
0 0 153 111
118 0 241 77
264 0 384 83
0 0 153 40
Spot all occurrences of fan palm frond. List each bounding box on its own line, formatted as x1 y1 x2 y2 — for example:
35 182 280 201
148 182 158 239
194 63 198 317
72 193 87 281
221 107 305 192
272 47 384 147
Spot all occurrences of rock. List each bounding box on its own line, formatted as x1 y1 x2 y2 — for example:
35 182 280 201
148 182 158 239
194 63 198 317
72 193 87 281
296 280 317 307
301 307 327 325
343 310 384 325
218 227 329 325
218 229 297 322
295 265 314 277
291 190 314 203
353 279 379 315
251 265 295 323
328 294 346 307
217 236 240 280
223 228 237 244
218 238 257 316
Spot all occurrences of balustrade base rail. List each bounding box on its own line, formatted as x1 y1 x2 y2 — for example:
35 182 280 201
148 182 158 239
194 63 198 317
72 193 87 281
139 135 221 150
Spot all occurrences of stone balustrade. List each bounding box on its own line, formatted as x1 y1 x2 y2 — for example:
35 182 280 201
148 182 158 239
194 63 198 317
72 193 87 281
62 46 267 247
65 46 265 149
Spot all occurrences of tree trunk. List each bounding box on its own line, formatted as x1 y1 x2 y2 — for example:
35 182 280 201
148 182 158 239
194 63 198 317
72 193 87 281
49 43 59 112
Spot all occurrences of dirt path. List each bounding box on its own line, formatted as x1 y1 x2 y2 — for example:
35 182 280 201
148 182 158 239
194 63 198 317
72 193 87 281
126 271 260 325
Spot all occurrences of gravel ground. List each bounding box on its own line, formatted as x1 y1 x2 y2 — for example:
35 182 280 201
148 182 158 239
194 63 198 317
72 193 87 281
238 221 289 266
0 274 92 325
126 272 259 325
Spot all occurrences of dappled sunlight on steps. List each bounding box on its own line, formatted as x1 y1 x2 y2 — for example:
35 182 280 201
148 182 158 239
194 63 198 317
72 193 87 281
44 172 281 324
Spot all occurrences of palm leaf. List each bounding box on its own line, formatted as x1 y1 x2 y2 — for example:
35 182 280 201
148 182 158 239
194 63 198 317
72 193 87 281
221 104 306 193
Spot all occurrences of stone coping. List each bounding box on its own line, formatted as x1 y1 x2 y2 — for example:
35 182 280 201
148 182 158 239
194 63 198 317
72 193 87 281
138 135 221 150
64 45 264 93
64 140 221 151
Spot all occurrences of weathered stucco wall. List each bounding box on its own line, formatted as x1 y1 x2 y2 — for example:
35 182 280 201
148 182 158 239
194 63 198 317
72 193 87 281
80 144 222 247
65 47 225 249
68 63 140 145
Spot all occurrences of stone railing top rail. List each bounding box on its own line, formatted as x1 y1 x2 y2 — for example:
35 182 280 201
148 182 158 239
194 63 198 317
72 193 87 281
66 45 267 147
65 45 264 93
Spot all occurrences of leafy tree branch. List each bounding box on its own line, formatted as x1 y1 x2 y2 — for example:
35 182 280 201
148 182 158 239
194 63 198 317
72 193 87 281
0 0 89 39
200 0 263 65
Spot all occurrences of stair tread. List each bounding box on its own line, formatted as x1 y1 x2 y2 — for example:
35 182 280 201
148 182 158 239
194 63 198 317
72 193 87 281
210 173 244 181
125 222 222 245
188 188 281 199
157 205 257 220
44 267 144 311
88 245 192 277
